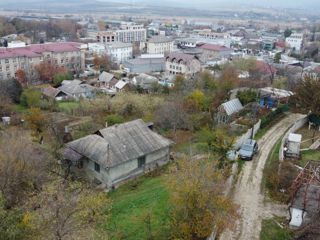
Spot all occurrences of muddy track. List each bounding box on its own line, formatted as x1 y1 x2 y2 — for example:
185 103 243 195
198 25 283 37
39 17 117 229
220 113 306 240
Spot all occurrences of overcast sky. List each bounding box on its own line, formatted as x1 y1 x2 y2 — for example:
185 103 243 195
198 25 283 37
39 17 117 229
98 0 319 10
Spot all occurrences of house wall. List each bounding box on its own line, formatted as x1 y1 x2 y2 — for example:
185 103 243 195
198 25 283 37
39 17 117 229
79 147 170 186
165 58 201 76
0 49 85 81
147 41 174 55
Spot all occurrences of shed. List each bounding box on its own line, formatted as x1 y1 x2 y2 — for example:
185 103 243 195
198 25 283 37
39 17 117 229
220 98 243 116
62 119 175 186
286 133 302 158
2 117 10 124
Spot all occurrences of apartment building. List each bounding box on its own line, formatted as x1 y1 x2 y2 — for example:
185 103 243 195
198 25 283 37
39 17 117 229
146 36 174 55
96 23 147 44
165 52 201 76
96 31 117 43
285 33 305 52
116 23 147 43
0 42 84 81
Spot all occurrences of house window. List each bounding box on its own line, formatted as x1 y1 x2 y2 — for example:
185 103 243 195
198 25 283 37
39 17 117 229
138 156 146 168
5 59 9 64
94 162 100 173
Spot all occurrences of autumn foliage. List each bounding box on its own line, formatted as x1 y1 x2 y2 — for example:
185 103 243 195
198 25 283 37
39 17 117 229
35 60 66 83
166 157 239 239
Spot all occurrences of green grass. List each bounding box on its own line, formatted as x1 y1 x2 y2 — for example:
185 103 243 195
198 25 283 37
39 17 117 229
13 104 28 113
261 139 282 194
260 217 293 240
301 149 320 161
104 174 171 240
58 101 79 110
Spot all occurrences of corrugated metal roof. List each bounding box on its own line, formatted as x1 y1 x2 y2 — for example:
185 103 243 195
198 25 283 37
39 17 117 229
221 98 243 116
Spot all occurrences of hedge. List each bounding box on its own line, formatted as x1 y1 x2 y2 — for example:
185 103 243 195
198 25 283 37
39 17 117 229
261 105 287 129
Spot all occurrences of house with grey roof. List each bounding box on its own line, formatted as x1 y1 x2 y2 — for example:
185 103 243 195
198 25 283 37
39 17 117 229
132 73 158 91
98 71 119 90
61 119 174 187
58 82 96 100
42 86 67 101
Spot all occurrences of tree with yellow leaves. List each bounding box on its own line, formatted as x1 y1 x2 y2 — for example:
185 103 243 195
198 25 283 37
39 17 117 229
25 107 45 139
166 157 238 240
28 179 111 240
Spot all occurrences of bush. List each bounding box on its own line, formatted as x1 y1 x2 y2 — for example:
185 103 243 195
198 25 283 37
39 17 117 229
53 72 73 86
20 88 42 108
236 89 258 105
39 98 58 111
106 114 125 126
261 105 287 129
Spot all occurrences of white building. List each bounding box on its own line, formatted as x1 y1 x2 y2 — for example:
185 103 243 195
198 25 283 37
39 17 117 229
285 33 305 52
146 36 174 55
116 23 147 43
87 42 132 64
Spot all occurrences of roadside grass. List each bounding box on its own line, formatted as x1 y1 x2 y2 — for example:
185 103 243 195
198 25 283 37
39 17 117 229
261 138 282 194
105 173 171 240
260 216 294 240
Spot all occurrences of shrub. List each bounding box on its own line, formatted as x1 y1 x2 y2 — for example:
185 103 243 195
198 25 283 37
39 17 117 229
106 114 125 126
53 72 73 86
236 89 258 105
20 88 42 108
39 98 58 111
261 105 287 129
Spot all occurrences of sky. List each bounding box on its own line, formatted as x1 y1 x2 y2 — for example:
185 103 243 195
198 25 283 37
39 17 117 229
98 0 319 10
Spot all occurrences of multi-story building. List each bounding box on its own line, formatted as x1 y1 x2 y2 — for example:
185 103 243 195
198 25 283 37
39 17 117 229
146 36 174 55
0 42 84 81
285 33 305 52
198 29 230 39
116 23 147 43
165 52 201 76
96 22 147 44
86 42 132 64
196 42 233 60
96 31 117 43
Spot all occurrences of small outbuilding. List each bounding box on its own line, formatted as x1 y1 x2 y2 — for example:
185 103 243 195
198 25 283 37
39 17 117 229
61 119 175 187
285 133 302 158
217 98 244 124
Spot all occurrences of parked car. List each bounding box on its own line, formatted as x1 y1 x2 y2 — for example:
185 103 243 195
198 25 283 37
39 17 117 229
238 139 258 160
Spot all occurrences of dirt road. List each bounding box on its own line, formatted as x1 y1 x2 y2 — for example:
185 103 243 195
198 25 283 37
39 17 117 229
220 113 305 240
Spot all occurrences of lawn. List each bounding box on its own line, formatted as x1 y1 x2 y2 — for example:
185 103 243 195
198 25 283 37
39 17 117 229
58 101 79 111
104 173 171 240
12 104 29 113
301 149 320 162
260 217 293 240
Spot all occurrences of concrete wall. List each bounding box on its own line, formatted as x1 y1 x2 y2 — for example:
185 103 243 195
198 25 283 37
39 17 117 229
279 116 308 161
233 119 261 150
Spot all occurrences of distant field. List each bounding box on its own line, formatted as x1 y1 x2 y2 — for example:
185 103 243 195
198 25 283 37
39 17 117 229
58 102 79 111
